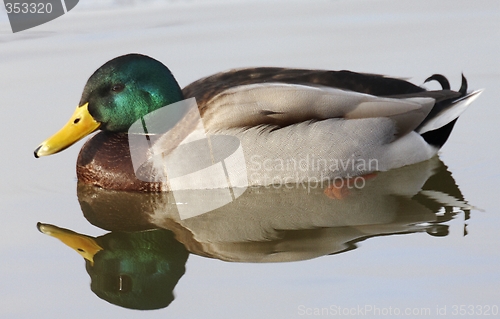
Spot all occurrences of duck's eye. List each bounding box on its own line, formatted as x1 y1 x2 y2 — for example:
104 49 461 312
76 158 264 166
111 84 125 93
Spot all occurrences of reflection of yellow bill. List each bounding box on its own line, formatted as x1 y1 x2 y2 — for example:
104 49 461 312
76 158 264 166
34 103 100 158
37 222 102 265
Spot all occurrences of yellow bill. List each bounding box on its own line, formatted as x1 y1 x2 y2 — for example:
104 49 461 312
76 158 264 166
37 222 103 265
34 102 100 158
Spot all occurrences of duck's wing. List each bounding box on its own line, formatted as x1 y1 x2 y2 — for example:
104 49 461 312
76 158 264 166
183 67 426 105
196 82 435 138
182 68 473 139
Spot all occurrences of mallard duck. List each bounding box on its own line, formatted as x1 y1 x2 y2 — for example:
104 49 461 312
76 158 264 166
34 54 482 192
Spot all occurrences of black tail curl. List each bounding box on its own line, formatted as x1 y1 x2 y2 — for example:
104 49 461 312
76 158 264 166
425 74 451 90
420 73 470 148
425 73 468 97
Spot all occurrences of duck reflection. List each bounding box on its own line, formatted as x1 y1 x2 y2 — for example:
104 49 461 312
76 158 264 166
38 156 472 309
37 224 188 310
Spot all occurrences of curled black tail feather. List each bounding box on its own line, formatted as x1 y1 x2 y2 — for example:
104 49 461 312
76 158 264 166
425 74 451 90
459 73 468 96
425 73 468 97
419 74 475 148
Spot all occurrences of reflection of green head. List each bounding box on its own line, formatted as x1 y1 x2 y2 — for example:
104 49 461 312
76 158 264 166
86 229 188 310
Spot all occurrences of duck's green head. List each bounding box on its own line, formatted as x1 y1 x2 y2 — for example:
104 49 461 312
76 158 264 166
34 54 183 157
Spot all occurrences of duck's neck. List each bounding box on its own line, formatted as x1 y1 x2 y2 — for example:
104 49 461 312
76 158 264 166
137 74 185 123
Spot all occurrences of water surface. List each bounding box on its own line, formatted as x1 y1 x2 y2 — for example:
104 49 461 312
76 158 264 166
0 1 499 318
